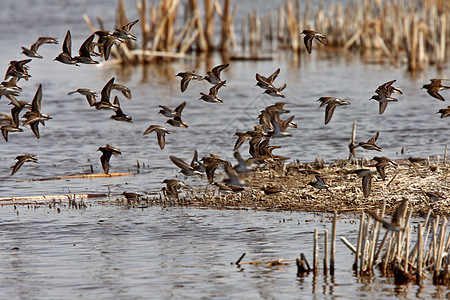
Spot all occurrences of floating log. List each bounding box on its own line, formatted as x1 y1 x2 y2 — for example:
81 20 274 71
18 172 134 182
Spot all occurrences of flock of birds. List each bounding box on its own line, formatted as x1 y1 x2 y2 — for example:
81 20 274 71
0 22 449 210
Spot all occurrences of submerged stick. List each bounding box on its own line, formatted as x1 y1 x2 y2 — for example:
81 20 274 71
234 251 248 265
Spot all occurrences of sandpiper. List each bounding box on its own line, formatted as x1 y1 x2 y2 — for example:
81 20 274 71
263 83 287 98
73 34 99 64
21 37 58 59
110 96 132 122
201 154 226 184
356 132 382 152
437 106 450 118
158 101 186 118
143 125 170 149
223 162 244 186
93 77 119 110
9 96 30 127
5 59 32 81
190 150 205 173
22 84 51 139
301 30 327 54
11 154 38 176
372 156 397 180
233 151 252 173
267 114 296 138
175 70 203 92
307 175 330 190
112 19 139 40
21 41 43 58
199 81 226 103
98 144 121 174
161 179 186 199
169 155 202 176
203 63 229 84
255 68 280 90
368 200 408 231
1 123 23 142
166 115 188 128
317 97 351 125
214 182 244 194
422 78 450 101
68 88 98 106
370 94 398 115
112 83 132 99
54 30 78 65
352 169 377 198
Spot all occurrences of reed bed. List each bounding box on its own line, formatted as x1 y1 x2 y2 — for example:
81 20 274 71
341 207 449 285
86 0 449 71
146 156 449 216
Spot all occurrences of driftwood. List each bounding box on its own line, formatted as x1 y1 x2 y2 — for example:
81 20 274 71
18 172 134 182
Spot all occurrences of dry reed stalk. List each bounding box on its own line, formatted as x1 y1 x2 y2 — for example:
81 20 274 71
313 228 319 273
203 0 215 50
152 0 180 52
416 223 424 283
367 209 380 271
330 210 337 275
340 237 357 254
434 217 447 278
324 229 329 274
219 0 231 52
375 231 390 262
0 193 105 203
353 212 365 271
285 1 299 52
360 215 370 274
382 238 393 275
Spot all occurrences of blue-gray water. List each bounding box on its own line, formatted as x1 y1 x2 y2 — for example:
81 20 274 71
0 1 449 299
1 205 448 299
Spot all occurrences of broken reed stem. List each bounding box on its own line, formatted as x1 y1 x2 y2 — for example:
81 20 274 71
349 120 357 160
444 145 448 166
330 210 337 275
416 223 424 284
313 228 319 273
353 212 364 271
324 229 329 274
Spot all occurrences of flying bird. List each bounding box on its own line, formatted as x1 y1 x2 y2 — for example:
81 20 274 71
143 125 170 149
368 200 408 231
22 84 52 139
110 96 132 122
97 144 121 174
73 33 98 64
357 132 382 152
158 101 186 118
203 63 229 84
54 30 78 65
175 70 202 92
422 78 450 101
11 154 38 176
301 30 327 54
437 106 450 118
169 156 203 176
199 81 226 103
317 97 350 125
21 36 58 58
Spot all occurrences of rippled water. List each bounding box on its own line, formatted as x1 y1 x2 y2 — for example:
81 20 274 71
0 0 448 197
1 205 447 299
0 1 449 298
